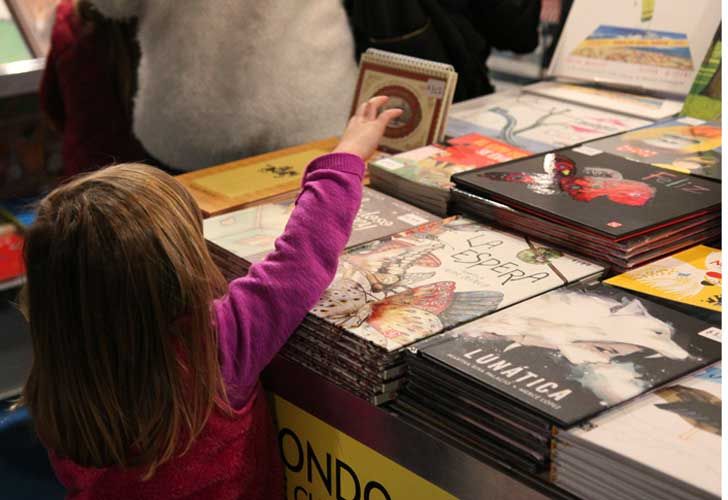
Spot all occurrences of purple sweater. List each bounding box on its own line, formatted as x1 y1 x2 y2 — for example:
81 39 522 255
213 152 365 408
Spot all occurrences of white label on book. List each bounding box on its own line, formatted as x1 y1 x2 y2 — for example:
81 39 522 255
699 327 721 343
397 213 431 226
677 116 706 126
572 145 602 156
426 79 446 98
373 158 404 171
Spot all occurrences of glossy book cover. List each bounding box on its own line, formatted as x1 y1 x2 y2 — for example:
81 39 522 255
310 217 603 352
453 148 721 238
589 117 722 181
416 284 721 426
563 364 721 498
370 133 531 190
204 187 439 264
446 92 650 153
606 246 721 312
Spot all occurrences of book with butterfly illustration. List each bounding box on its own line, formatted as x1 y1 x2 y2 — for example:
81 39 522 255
588 117 722 181
553 364 721 500
351 49 458 153
606 246 721 313
308 217 604 353
452 147 721 239
204 187 439 266
176 137 338 216
413 282 721 427
369 133 531 215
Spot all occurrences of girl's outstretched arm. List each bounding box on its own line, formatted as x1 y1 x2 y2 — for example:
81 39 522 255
213 97 402 405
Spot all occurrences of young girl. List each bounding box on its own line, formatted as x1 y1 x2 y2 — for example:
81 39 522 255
20 97 402 499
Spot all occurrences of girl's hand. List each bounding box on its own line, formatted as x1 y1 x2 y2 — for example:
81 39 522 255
333 96 403 159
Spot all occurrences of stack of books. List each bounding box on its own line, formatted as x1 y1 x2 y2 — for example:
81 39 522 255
368 133 530 215
605 245 721 325
451 147 721 272
552 363 721 500
204 187 440 280
397 283 722 473
281 217 604 404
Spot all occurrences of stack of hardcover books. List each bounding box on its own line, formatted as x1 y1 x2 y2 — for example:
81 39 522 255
552 363 721 500
368 133 530 215
397 283 722 473
204 187 439 280
451 147 721 273
282 217 603 404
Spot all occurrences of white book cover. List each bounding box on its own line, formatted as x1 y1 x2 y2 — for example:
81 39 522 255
525 81 683 120
547 0 721 96
446 92 651 153
311 217 603 351
566 363 721 498
204 187 438 264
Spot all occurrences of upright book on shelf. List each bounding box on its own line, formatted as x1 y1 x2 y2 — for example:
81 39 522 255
351 49 458 153
547 0 721 96
588 117 722 181
680 27 721 121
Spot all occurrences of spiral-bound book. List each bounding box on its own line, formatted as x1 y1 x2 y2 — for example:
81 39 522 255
351 49 458 153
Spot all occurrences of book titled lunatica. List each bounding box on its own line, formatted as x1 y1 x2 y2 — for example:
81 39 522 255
415 283 721 426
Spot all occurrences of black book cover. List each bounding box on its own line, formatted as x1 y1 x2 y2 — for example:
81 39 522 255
416 283 722 427
451 148 721 238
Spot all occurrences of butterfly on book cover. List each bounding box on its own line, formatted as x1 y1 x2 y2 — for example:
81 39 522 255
479 153 656 206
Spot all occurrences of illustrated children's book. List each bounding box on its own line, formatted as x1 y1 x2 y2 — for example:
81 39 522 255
452 148 721 238
588 117 721 181
351 49 458 153
177 137 338 216
416 283 721 426
310 217 603 352
446 92 651 153
547 0 721 96
556 364 722 499
606 246 721 313
203 187 439 264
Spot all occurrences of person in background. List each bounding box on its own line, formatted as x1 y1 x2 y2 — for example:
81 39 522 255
41 0 151 178
345 0 542 101
86 0 359 172
18 96 402 499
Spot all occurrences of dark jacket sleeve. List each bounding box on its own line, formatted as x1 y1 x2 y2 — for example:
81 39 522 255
469 0 541 54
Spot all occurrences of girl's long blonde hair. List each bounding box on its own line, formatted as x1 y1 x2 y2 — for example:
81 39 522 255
19 164 228 476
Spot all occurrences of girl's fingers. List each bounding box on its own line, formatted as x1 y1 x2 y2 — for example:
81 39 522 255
366 95 390 120
356 100 369 118
377 107 403 126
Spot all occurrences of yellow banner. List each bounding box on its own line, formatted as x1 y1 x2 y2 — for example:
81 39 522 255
272 395 457 500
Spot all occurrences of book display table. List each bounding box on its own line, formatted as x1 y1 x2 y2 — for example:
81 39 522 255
264 356 571 500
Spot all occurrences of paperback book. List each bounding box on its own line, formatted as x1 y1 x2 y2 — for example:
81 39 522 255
606 246 721 313
680 27 721 121
446 92 651 153
588 117 722 181
369 133 531 214
554 364 721 500
204 187 439 266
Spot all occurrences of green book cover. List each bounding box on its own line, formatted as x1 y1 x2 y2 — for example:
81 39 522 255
681 28 721 121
